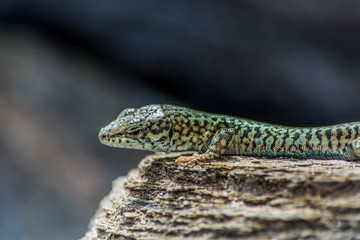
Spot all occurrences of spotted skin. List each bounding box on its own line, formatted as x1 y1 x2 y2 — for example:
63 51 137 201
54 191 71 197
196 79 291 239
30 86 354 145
98 104 360 164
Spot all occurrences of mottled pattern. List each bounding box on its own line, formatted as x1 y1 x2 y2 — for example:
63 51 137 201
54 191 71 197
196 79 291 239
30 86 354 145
99 104 360 161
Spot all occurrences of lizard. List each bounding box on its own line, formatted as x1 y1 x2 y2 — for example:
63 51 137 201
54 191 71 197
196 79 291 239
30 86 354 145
98 104 360 165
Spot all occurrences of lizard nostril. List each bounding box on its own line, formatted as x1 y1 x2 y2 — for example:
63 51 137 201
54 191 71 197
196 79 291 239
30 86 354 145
98 132 108 141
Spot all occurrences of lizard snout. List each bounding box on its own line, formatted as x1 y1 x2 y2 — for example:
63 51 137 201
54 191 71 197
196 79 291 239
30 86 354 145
98 128 110 142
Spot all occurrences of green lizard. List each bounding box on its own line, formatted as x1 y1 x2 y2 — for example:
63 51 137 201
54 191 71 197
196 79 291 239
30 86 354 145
98 104 360 164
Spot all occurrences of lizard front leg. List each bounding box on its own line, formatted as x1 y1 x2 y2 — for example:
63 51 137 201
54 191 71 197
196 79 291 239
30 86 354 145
176 128 235 165
348 137 360 160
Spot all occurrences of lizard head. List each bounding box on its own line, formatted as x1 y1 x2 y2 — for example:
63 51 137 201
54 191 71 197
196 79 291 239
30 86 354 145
98 104 172 152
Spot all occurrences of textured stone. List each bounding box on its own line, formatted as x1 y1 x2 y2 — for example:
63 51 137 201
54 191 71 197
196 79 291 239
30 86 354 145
82 153 360 239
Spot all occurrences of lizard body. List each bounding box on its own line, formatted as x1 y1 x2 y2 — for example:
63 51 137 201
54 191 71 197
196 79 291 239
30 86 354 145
98 104 360 164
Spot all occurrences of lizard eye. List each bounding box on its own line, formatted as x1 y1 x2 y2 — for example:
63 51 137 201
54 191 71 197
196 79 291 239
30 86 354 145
130 130 140 135
128 126 140 132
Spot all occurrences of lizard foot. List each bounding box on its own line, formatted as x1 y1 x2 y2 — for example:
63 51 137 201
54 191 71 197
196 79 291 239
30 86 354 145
176 154 214 166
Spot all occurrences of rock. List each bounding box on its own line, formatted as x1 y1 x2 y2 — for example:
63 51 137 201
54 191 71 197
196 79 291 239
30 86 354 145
81 153 360 239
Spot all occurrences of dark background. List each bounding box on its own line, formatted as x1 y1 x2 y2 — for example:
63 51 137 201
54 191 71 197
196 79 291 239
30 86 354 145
1 1 360 239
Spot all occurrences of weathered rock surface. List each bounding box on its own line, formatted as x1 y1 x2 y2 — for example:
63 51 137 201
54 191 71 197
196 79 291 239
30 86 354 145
81 153 360 239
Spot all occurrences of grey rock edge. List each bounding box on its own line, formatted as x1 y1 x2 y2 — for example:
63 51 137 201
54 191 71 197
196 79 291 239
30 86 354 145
81 152 360 240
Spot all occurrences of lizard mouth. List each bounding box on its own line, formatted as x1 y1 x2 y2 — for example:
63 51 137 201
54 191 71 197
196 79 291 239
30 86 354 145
98 130 121 147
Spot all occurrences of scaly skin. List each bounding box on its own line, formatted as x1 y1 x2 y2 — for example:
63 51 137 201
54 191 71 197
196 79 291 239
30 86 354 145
98 104 360 164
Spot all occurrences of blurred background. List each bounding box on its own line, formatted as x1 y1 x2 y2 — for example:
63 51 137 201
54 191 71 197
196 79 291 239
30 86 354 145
1 1 360 239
